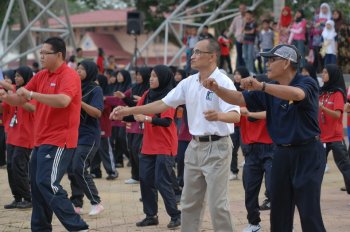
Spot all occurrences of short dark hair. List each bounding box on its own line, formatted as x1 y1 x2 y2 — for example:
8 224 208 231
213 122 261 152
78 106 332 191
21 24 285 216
44 37 66 59
246 10 253 15
262 19 270 24
76 47 82 53
207 39 221 59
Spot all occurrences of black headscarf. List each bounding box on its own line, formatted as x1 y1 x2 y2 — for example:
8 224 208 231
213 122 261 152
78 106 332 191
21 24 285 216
97 74 109 96
114 70 132 92
80 60 98 103
321 64 346 102
175 69 187 86
146 65 175 104
3 69 16 84
132 67 151 96
16 66 33 88
302 63 320 89
234 66 250 91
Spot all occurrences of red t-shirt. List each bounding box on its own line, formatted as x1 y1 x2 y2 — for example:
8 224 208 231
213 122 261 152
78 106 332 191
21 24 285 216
2 101 35 148
137 91 178 156
319 91 344 142
218 36 231 56
240 115 273 144
25 63 81 148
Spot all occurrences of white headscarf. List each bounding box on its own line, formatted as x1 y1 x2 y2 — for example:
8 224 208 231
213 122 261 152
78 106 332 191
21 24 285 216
319 3 332 20
322 20 337 40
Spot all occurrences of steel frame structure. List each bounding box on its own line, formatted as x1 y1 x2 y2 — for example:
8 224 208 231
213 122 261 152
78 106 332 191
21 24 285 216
126 0 264 69
0 0 75 67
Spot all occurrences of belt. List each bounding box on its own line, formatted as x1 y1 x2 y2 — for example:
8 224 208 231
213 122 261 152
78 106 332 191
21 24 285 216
192 135 227 142
277 136 320 147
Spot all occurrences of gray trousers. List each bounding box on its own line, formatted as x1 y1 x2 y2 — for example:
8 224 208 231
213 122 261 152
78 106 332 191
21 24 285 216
181 136 234 232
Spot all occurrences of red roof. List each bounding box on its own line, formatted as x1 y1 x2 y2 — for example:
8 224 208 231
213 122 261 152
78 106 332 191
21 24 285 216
83 32 131 59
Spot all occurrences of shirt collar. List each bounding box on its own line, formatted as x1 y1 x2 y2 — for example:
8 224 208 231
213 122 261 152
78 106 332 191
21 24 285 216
48 63 67 77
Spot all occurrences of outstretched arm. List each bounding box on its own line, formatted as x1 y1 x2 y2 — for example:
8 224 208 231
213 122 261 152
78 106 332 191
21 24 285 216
110 100 170 120
202 79 246 106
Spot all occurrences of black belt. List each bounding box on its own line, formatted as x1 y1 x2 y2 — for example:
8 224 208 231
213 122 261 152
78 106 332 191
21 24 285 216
277 136 320 147
192 135 227 142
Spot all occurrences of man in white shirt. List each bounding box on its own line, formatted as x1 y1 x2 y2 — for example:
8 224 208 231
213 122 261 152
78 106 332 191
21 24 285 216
110 39 240 232
229 3 246 68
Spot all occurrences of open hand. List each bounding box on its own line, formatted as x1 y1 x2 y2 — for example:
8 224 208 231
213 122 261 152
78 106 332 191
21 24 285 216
110 106 130 120
114 91 125 99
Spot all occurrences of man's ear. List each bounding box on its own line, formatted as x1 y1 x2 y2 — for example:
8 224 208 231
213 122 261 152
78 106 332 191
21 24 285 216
283 59 290 70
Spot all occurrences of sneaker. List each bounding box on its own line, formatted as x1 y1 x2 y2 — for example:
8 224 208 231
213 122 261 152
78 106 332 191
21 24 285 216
136 216 159 227
16 200 32 209
89 203 104 216
91 173 102 179
115 163 124 168
124 178 139 184
229 172 239 181
167 217 181 229
324 164 330 173
259 199 270 211
74 206 84 215
106 173 118 180
242 224 262 232
4 200 19 209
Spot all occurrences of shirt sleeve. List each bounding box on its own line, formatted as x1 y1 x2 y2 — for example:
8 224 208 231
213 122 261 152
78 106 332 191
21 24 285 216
25 73 39 92
89 87 104 112
294 77 318 108
333 91 345 112
58 71 80 99
162 80 186 108
218 78 240 113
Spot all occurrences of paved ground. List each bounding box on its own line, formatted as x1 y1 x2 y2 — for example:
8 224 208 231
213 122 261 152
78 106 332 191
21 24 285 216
0 153 349 232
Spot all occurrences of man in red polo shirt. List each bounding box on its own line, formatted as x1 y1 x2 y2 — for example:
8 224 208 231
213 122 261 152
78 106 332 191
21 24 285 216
0 37 88 232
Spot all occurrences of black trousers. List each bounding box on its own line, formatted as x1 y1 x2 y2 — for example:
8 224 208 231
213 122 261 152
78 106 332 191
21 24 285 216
270 141 326 232
325 141 350 193
112 126 129 165
6 144 32 202
127 133 143 180
0 126 6 166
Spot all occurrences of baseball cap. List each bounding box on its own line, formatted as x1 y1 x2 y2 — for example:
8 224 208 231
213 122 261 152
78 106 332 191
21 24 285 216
260 44 301 64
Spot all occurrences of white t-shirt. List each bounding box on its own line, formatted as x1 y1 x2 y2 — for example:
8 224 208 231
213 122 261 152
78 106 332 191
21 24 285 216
162 67 239 136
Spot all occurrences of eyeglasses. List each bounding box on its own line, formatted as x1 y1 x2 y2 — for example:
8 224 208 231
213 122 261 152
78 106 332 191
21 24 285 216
39 50 57 56
191 49 213 56
267 57 285 64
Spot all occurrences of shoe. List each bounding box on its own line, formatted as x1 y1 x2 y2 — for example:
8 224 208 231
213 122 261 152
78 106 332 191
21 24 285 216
229 172 239 181
70 229 89 232
136 216 159 227
91 173 102 179
106 173 118 180
259 199 270 211
74 206 84 215
89 203 104 216
16 200 32 209
167 217 181 229
340 186 346 191
115 163 124 168
242 224 262 232
324 164 329 173
4 200 19 209
124 178 139 184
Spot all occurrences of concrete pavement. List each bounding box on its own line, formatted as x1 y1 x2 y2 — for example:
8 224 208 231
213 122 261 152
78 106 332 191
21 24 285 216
0 153 349 232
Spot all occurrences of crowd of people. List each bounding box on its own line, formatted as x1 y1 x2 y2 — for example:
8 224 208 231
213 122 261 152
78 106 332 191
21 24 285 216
1 2 350 232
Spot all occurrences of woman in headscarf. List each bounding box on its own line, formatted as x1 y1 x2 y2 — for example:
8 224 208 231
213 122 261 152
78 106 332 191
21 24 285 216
333 9 350 74
90 74 118 180
289 9 307 66
278 6 292 44
67 60 105 216
321 20 337 65
130 65 181 229
1 66 35 209
109 69 132 168
301 63 320 89
114 67 151 184
319 64 350 188
311 3 332 72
